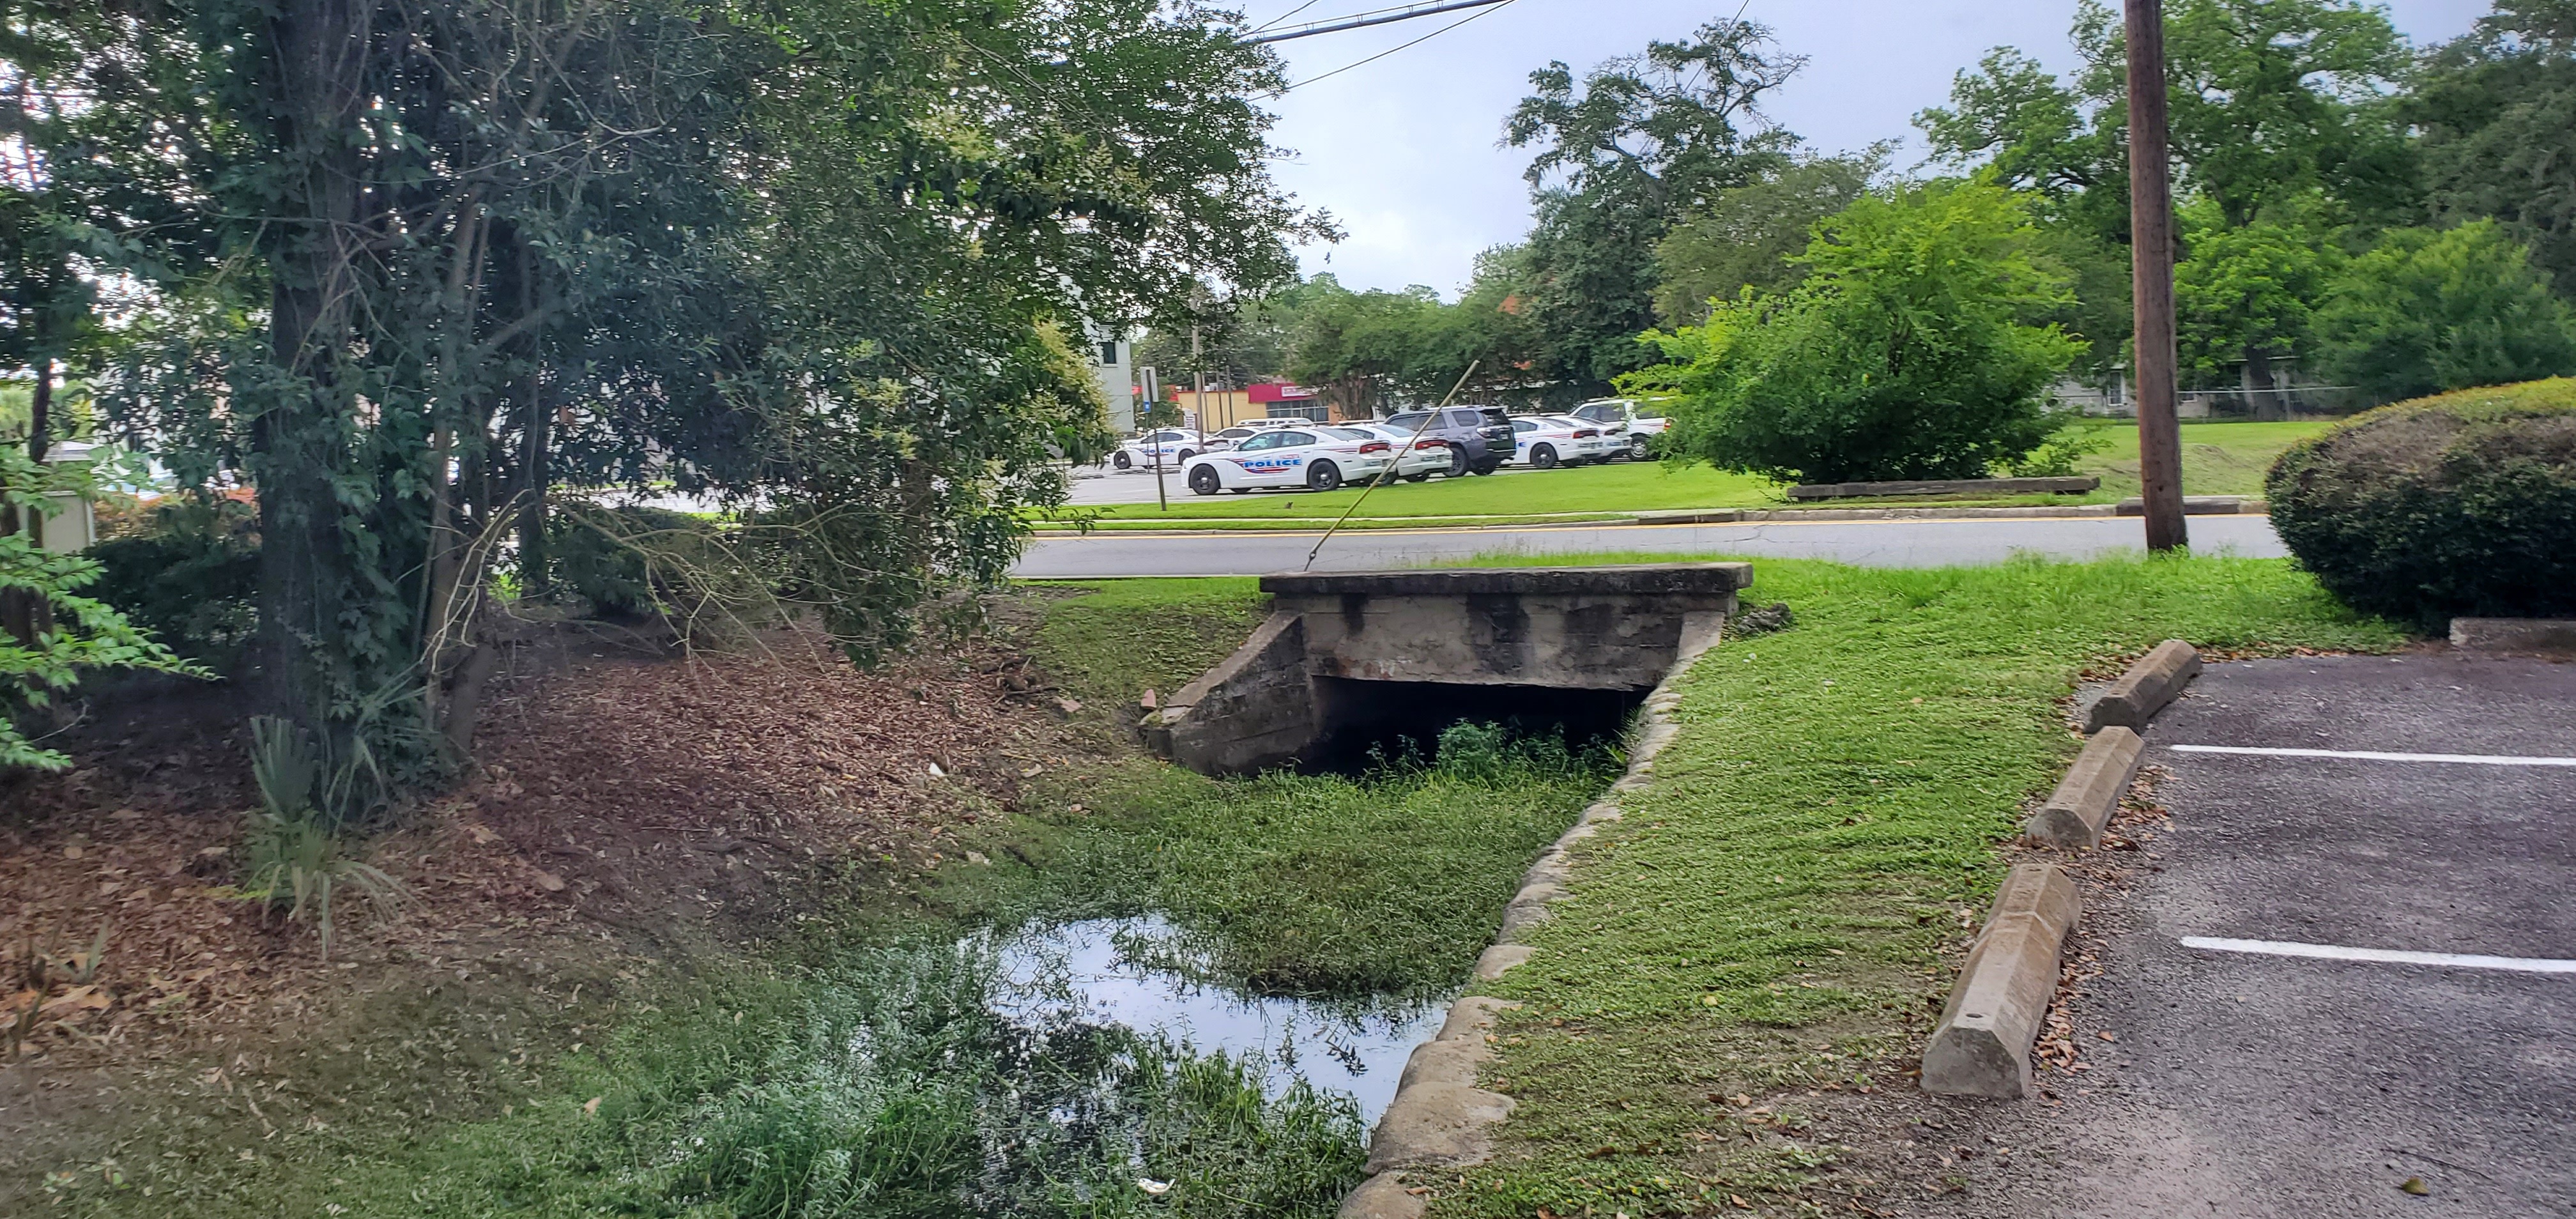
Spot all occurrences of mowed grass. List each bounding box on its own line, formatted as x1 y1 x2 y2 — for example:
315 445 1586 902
1057 420 2334 527
1011 582 1613 1002
1412 554 2404 1216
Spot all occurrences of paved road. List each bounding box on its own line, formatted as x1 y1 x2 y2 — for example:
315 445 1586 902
1926 656 2576 1218
1013 514 2287 578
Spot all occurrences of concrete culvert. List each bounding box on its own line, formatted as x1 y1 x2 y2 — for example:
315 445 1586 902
1140 564 1752 776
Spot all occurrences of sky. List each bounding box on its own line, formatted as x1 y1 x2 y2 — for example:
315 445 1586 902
1250 0 2494 298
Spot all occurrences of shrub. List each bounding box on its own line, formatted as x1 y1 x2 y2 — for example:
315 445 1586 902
84 497 261 664
1627 180 2083 484
236 716 402 958
549 503 779 642
3 448 206 771
2312 222 2576 403
2267 378 2576 624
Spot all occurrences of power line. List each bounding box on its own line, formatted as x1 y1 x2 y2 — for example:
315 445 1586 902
1245 0 1512 45
1277 0 1526 93
1248 0 1326 35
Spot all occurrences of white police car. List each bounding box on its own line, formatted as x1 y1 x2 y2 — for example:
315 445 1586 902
1110 429 1204 470
1183 426 1393 494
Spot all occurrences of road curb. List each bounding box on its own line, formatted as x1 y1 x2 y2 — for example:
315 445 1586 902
1335 592 1738 1212
1921 862 2082 1099
2450 617 2576 654
2025 726 2144 848
2083 640 2202 733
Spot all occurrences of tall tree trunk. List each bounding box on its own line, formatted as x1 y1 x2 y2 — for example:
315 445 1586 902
254 0 372 735
27 358 49 463
3 360 59 645
514 239 549 599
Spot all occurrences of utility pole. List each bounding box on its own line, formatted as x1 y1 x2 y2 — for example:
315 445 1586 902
2126 0 2188 553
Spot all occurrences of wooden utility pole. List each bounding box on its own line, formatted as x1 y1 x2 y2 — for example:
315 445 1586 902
2126 0 2188 552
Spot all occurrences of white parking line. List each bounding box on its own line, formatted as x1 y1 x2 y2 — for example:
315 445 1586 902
2167 744 2576 767
2181 936 2576 974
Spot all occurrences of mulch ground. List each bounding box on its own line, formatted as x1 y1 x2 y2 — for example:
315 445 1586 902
0 620 1068 1080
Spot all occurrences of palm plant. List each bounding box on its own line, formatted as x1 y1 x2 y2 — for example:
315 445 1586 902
240 717 402 959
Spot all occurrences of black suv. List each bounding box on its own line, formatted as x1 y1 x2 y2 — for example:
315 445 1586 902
1381 406 1515 476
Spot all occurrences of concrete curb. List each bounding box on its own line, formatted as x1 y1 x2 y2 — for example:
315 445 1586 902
1335 597 1736 1215
2083 640 2202 733
1921 863 2082 1099
2450 617 2576 654
2024 726 2143 848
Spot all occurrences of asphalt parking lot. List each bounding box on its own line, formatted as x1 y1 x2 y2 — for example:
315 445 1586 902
1917 654 2576 1217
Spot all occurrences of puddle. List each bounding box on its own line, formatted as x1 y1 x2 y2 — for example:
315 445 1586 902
991 916 1448 1123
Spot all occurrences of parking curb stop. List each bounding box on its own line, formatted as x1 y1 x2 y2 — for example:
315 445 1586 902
2025 726 2145 848
1922 862 2083 1099
2083 639 2202 733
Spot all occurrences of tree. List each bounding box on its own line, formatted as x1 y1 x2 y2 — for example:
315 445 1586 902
1628 182 2082 484
2312 220 2576 400
2 447 204 770
1503 17 1804 390
2173 197 2343 405
2412 0 2576 296
1919 0 2418 382
1651 151 1882 326
20 0 1314 809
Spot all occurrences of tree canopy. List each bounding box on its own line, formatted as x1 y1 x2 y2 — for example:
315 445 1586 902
2 0 1315 800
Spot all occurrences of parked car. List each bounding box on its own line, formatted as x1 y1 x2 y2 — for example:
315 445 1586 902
1508 415 1615 468
1333 422 1453 482
1379 406 1514 476
1111 429 1204 470
1565 398 1671 460
1202 418 1302 452
1183 427 1394 494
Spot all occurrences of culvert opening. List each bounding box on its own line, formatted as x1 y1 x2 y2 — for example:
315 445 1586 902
1303 677 1648 775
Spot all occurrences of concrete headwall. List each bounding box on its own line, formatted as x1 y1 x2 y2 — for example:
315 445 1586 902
1144 564 1752 775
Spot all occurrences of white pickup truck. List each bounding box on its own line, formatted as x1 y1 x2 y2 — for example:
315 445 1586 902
1567 399 1670 460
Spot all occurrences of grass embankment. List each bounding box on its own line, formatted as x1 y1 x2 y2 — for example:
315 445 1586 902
115 579 1606 1219
1411 554 2404 1217
1048 420 2333 530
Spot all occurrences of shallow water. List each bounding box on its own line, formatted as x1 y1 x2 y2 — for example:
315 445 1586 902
992 916 1448 1123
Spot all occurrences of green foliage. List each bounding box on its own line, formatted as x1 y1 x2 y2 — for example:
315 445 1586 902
238 717 403 958
30 0 1312 792
1630 181 2082 484
1046 729 1611 1002
1505 18 1805 390
2410 1 2576 296
298 943 1365 1216
2312 221 2576 401
1919 0 2418 380
549 503 779 645
1 448 206 772
1282 268 1539 414
2267 379 2576 622
2174 197 2345 384
1651 151 1883 327
1998 418 2116 478
83 498 260 664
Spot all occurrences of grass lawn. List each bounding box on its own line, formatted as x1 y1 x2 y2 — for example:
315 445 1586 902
140 578 1607 1219
1047 420 2336 529
1413 553 2404 1216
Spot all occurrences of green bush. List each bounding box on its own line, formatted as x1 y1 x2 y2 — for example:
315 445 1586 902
85 498 261 664
1627 181 2083 484
549 503 778 640
2267 379 2576 623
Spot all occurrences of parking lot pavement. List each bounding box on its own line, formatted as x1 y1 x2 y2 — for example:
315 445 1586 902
1910 655 2576 1218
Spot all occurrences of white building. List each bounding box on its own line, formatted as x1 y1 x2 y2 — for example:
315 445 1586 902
1086 326 1137 433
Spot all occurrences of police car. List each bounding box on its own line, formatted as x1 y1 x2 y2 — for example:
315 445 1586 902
1182 426 1394 494
1110 429 1204 470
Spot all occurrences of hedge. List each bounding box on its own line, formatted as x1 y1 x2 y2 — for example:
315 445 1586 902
2266 378 2576 625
